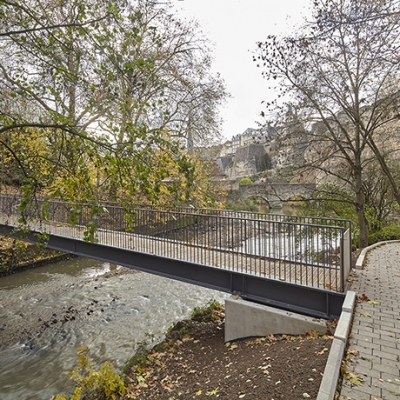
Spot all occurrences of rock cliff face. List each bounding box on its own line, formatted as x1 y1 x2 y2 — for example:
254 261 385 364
218 144 271 179
215 121 312 182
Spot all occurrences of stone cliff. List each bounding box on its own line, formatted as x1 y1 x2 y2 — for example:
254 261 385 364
217 143 272 179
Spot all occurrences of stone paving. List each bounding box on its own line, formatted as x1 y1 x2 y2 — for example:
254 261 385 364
340 242 400 400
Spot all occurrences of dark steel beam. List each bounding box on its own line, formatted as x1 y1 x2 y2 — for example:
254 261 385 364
0 224 345 319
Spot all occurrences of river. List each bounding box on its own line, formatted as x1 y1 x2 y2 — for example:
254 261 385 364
0 257 227 399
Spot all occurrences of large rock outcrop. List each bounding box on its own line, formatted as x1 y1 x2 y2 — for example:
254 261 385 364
217 144 271 179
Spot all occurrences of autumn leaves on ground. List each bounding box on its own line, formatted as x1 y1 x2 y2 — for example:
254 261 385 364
54 302 333 400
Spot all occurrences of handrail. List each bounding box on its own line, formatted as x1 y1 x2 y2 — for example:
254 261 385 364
0 194 349 292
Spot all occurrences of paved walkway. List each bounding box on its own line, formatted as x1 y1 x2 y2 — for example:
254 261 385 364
340 242 400 400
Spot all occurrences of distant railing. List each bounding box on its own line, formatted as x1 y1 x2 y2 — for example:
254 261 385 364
131 203 352 232
0 194 350 292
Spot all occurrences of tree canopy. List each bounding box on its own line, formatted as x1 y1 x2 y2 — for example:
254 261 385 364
0 0 227 212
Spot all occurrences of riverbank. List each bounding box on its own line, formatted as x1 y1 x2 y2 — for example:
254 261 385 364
0 236 73 277
0 258 228 400
119 303 334 400
47 298 334 400
0 240 360 399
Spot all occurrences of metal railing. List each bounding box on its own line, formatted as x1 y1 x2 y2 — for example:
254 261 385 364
0 195 349 292
131 203 352 231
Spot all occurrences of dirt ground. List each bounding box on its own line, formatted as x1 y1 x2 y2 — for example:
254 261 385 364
123 305 334 400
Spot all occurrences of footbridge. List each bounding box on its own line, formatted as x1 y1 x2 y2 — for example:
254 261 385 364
0 195 351 320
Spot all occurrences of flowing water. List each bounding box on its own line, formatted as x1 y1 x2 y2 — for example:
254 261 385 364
0 257 227 400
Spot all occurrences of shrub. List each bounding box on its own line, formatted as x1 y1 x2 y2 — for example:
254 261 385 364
190 300 223 322
368 224 400 245
239 177 253 185
51 347 126 400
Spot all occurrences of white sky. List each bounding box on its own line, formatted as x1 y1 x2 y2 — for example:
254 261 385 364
172 0 312 140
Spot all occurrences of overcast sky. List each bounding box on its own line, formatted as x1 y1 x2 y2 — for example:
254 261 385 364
172 0 312 140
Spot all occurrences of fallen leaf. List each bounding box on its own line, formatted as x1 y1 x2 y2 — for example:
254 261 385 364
359 294 369 301
317 347 329 355
346 372 364 386
303 393 311 398
367 300 379 305
360 311 372 317
195 390 202 396
206 388 218 396
348 349 359 356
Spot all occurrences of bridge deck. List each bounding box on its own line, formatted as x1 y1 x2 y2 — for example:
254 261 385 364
0 214 342 291
0 208 346 319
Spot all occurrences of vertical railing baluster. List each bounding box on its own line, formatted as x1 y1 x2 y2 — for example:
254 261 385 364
0 195 349 295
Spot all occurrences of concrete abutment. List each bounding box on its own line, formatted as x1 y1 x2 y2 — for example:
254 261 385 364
224 296 328 342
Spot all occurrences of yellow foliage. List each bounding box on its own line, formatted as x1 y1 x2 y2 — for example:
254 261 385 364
50 347 126 400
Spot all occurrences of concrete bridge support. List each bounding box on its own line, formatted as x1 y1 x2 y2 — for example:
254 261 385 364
224 297 328 342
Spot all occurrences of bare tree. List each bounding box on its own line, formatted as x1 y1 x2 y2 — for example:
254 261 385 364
255 0 400 246
98 1 227 149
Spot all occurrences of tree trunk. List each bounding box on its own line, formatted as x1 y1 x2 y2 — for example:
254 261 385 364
354 166 369 247
356 202 369 248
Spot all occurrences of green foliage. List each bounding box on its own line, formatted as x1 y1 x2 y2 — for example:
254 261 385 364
301 184 363 247
51 347 126 400
239 177 253 185
190 300 223 323
302 184 356 221
249 175 259 183
122 334 155 375
262 153 273 170
368 224 400 245
0 0 227 220
301 183 400 247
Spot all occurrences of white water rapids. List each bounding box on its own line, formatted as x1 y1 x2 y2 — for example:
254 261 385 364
0 257 227 400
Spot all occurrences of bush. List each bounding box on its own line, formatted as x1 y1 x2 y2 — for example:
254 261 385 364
51 347 126 400
190 300 223 322
368 224 400 245
239 177 253 185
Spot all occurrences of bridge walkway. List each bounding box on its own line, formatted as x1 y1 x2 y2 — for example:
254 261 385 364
0 214 341 291
0 200 350 319
340 242 400 400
